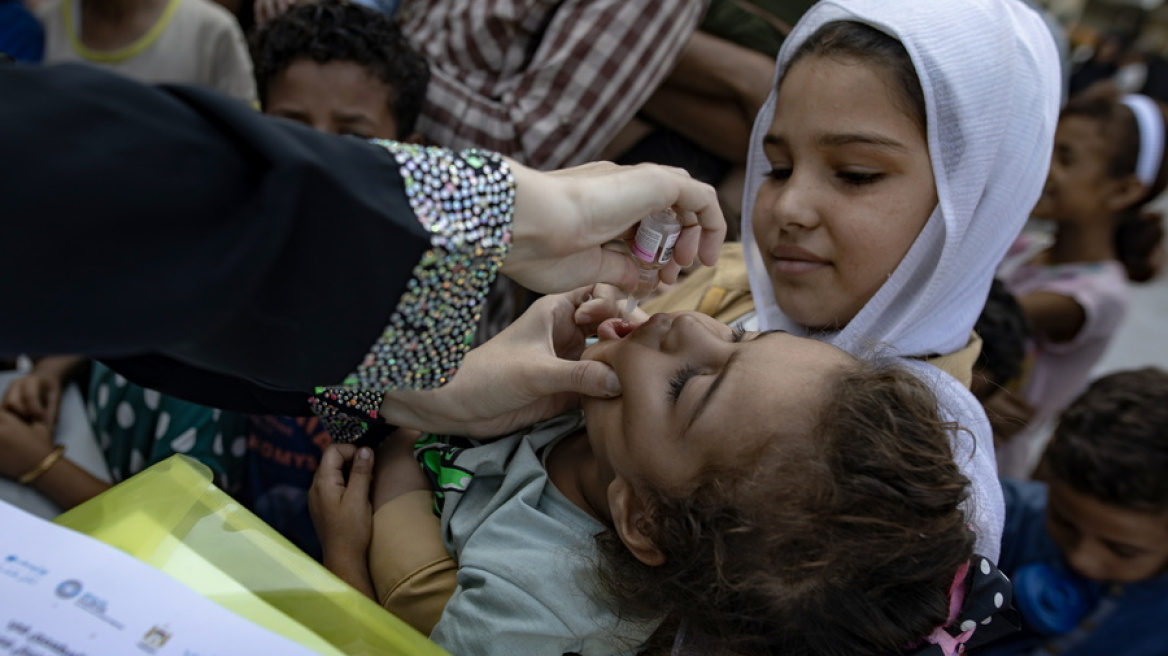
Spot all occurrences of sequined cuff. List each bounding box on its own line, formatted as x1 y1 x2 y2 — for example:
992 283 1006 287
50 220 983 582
313 143 515 443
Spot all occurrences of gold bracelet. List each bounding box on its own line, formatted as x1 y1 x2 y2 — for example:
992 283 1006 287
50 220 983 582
17 445 66 485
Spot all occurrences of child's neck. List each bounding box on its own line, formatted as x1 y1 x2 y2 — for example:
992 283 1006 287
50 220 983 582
1048 218 1118 265
545 429 613 525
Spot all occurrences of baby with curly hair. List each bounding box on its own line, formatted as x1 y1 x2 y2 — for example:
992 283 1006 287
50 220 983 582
312 303 1011 655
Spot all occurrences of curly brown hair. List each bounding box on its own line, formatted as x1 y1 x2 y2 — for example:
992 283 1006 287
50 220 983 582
596 360 974 655
1043 367 1168 514
250 0 430 139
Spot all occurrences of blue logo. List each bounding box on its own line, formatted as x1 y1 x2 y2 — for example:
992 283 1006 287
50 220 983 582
55 580 83 599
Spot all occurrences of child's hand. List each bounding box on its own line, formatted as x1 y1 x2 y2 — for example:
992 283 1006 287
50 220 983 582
0 409 55 481
1 373 62 428
310 445 374 560
576 283 650 325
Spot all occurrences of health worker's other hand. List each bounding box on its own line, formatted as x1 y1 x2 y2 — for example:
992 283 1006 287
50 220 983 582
381 286 625 438
502 161 726 295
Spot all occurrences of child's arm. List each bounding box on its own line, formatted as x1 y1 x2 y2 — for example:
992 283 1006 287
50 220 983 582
638 30 776 164
308 444 376 600
368 432 457 635
1016 290 1087 344
0 409 109 509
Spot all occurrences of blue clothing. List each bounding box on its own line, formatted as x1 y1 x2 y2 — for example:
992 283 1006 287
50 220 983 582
0 0 44 62
243 415 332 561
982 479 1168 656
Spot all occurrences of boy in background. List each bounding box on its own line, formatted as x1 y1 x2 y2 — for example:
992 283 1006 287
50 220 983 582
251 0 427 141
244 0 428 559
986 367 1168 656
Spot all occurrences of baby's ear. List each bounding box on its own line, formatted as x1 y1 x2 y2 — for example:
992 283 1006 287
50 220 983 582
608 476 665 566
1107 173 1150 212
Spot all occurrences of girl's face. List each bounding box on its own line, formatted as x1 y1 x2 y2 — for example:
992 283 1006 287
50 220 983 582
751 54 937 331
580 312 852 492
1033 115 1128 225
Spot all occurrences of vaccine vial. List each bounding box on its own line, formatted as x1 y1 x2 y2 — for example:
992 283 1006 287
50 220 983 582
625 208 681 314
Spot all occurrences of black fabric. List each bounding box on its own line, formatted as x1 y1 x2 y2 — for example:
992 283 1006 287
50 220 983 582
99 354 313 415
1 63 433 401
911 555 1020 656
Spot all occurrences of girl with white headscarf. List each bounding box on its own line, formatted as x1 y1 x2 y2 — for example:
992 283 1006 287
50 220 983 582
646 0 1061 565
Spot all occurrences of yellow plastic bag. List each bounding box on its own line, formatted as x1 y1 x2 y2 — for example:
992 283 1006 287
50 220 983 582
55 455 449 656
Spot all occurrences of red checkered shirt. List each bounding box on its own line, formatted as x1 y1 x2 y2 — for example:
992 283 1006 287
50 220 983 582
399 0 709 170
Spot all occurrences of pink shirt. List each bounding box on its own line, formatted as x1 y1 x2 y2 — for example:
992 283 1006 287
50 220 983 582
999 260 1129 476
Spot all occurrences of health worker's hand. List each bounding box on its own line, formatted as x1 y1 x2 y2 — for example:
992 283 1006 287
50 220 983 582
380 286 626 438
502 161 726 295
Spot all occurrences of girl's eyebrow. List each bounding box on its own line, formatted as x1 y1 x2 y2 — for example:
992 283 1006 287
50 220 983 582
761 132 908 152
817 132 908 151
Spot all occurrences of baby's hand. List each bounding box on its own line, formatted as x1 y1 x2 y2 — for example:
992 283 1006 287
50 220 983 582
576 283 650 326
309 445 374 563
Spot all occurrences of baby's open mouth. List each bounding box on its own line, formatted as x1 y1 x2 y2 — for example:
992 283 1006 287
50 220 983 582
596 317 640 341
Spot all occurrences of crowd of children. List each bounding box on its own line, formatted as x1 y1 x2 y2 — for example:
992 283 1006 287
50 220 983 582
2 0 1168 654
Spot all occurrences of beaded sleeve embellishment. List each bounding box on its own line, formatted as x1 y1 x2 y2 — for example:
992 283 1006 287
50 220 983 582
311 143 515 443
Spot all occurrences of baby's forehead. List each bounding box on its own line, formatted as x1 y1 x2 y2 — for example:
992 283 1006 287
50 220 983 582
732 333 856 407
754 330 858 369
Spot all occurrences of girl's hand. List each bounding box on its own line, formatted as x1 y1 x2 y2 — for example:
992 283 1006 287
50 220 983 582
380 286 624 438
0 410 55 481
502 160 726 295
309 444 376 599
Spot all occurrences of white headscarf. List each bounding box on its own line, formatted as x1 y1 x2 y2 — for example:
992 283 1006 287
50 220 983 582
741 0 1061 559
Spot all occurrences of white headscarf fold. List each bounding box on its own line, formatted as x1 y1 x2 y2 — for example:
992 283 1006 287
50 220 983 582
741 0 1061 559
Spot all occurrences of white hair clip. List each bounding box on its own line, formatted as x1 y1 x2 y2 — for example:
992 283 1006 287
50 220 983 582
1121 94 1165 188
